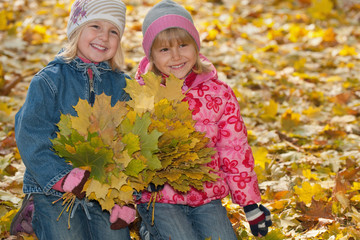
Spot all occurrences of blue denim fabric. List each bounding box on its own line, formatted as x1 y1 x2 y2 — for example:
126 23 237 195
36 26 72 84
15 54 130 196
137 200 237 240
32 194 131 240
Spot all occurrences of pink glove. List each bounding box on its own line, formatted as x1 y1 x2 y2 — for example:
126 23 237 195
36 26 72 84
109 204 136 230
52 168 90 199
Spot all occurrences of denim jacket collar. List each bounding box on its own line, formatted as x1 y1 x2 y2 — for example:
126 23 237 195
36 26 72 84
52 52 117 84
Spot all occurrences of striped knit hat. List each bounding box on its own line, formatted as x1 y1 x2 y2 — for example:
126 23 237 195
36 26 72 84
67 0 126 39
142 0 200 59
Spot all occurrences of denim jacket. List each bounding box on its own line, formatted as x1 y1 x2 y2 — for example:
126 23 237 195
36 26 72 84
15 55 130 197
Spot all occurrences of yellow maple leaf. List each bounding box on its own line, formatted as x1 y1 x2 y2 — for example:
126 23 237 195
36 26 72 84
307 0 333 20
91 94 128 131
288 24 308 42
113 150 132 169
271 200 289 210
154 98 177 119
0 10 7 31
351 195 360 202
132 92 155 114
184 171 205 180
349 182 360 201
252 146 271 169
71 98 92 137
302 106 322 117
22 24 51 45
0 209 17 223
116 186 136 204
281 109 301 132
0 102 12 116
109 173 129 190
302 106 322 118
98 197 115 211
294 181 326 205
302 169 319 181
262 69 276 76
326 76 342 82
86 179 110 200
267 29 284 41
294 58 306 72
158 171 182 182
157 74 184 103
339 45 357 56
175 101 194 120
260 99 278 121
166 126 193 140
206 29 219 41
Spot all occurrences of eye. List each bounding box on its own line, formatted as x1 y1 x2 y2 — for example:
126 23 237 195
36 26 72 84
90 24 100 29
179 43 188 48
111 30 119 36
160 48 169 52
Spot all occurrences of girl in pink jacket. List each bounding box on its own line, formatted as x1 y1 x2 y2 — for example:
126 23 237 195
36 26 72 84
135 1 272 239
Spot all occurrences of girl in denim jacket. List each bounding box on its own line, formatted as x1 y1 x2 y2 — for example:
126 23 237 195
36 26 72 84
135 1 272 239
14 0 135 239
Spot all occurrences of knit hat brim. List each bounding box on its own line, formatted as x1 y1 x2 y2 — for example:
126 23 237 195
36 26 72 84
68 14 125 39
67 0 126 40
142 14 200 59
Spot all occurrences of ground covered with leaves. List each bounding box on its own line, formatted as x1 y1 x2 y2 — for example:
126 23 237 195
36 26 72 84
1 0 360 239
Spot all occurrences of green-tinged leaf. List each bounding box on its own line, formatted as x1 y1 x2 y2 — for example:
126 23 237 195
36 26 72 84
56 114 72 136
71 142 113 182
122 132 141 156
133 113 163 170
125 158 146 177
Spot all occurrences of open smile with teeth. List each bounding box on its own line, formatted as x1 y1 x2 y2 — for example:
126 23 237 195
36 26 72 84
91 43 107 51
170 63 185 69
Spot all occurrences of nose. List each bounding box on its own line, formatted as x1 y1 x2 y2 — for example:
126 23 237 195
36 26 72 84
171 48 181 60
99 31 109 41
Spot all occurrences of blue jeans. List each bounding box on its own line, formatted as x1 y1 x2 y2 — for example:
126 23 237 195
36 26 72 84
137 200 237 240
31 194 131 240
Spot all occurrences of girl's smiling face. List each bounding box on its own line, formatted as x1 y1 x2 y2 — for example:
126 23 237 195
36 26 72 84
77 20 120 63
150 29 198 79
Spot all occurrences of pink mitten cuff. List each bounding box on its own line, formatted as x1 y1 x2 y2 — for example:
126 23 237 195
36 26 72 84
110 205 136 224
62 168 87 192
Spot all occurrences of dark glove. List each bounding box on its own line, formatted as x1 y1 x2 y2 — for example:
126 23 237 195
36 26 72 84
147 183 164 192
109 204 136 230
243 204 272 237
54 168 90 199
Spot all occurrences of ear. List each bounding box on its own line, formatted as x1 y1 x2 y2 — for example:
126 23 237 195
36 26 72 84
148 62 154 72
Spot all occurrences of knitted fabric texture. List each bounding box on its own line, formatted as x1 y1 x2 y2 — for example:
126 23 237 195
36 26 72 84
142 0 200 59
67 0 126 39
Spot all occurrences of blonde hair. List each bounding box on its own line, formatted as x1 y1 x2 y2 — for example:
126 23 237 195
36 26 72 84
150 28 211 76
58 22 125 71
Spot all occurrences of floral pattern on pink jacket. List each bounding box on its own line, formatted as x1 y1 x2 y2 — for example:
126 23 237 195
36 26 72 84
135 55 261 207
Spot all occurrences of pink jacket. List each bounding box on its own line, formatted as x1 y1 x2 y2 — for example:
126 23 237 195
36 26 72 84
135 55 261 207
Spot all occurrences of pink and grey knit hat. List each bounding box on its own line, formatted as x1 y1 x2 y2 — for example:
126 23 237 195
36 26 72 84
67 0 126 39
142 0 200 59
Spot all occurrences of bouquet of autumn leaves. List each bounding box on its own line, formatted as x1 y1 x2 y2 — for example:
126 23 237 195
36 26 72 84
51 72 218 214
